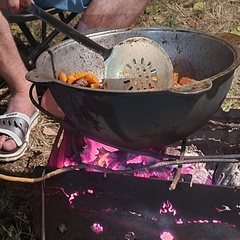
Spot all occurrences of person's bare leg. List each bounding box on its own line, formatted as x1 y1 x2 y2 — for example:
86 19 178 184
77 0 149 32
41 0 149 117
0 11 38 151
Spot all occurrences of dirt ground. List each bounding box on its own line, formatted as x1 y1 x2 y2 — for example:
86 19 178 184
0 0 240 239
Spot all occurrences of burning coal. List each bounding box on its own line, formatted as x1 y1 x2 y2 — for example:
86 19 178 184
61 137 213 185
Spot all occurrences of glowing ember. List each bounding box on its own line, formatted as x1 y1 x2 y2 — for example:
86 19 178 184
175 218 184 224
48 186 237 231
159 201 177 216
160 231 174 240
87 189 94 194
53 127 213 185
216 205 231 212
68 191 79 204
44 127 240 239
91 223 104 235
61 138 212 184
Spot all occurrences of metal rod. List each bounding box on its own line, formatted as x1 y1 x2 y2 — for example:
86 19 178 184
0 157 238 183
25 3 112 60
41 170 46 240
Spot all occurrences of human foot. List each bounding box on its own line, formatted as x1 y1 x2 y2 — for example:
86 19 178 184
0 91 39 154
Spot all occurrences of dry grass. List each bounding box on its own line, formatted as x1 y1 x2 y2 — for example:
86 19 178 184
138 0 240 32
0 0 240 239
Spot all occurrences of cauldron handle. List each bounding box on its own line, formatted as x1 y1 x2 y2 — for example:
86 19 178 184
26 69 57 84
214 32 240 71
215 32 240 49
29 83 78 135
28 83 63 123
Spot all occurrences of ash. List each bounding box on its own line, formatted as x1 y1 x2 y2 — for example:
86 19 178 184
125 232 137 240
164 144 213 185
213 162 240 187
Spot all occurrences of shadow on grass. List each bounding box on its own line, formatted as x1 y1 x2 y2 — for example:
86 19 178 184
0 171 36 240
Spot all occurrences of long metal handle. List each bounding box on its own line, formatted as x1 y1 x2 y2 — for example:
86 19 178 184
25 3 112 60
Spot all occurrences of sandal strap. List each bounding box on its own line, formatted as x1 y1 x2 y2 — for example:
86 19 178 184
0 112 30 146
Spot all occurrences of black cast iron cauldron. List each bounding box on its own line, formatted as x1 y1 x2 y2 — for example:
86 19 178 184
26 28 240 150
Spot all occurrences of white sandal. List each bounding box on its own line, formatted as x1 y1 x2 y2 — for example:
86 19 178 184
0 110 39 162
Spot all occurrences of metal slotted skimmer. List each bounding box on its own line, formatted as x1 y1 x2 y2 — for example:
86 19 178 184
103 37 174 91
26 3 174 91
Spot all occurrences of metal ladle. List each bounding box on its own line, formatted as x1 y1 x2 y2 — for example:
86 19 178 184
25 3 174 91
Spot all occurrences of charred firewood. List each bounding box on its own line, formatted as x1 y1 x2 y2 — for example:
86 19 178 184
213 162 240 187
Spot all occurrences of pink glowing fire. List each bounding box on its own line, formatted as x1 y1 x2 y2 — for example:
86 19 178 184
45 184 237 237
45 128 238 238
160 231 174 240
49 130 213 185
159 200 177 216
91 223 104 235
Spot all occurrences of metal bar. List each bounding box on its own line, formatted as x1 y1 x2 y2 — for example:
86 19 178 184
18 22 38 47
26 3 111 59
28 12 79 64
40 169 46 240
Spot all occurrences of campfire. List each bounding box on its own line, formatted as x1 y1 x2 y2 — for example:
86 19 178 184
27 27 240 239
33 108 240 240
51 132 212 186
